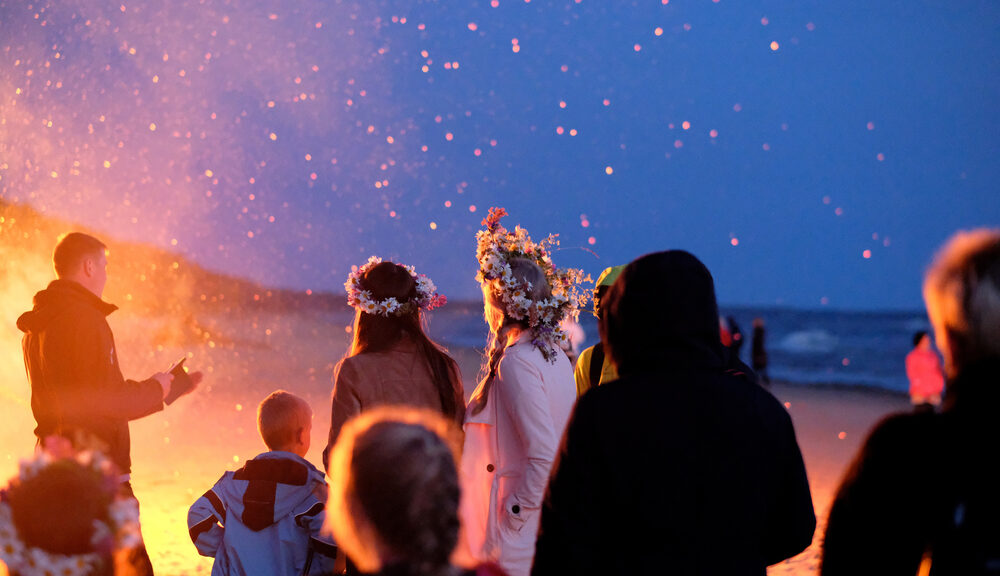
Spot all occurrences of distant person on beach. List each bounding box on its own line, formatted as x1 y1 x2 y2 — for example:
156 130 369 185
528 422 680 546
752 317 770 384
325 407 508 576
532 251 816 576
0 437 148 576
728 315 745 363
16 232 202 575
188 390 335 576
822 229 1000 576
460 208 588 576
321 257 462 470
573 264 624 397
905 330 945 410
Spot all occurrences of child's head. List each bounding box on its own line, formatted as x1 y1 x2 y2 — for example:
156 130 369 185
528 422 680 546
325 407 462 574
257 390 312 457
912 330 930 349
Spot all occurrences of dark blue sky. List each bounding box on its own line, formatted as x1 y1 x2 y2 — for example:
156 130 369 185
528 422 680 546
2 0 998 309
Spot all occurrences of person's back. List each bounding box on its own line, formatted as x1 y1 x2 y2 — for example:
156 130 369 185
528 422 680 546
533 251 814 576
189 391 333 576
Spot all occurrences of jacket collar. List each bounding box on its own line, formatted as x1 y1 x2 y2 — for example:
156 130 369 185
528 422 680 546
45 279 118 316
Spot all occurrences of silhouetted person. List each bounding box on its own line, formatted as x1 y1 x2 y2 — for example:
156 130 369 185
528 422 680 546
905 330 945 411
532 251 815 576
751 317 770 385
17 232 202 574
822 229 1000 575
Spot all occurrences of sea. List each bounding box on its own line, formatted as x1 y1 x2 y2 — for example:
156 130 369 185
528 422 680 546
423 301 933 395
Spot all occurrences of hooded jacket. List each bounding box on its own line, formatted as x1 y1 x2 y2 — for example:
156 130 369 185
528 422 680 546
188 451 334 576
16 279 164 473
532 251 815 576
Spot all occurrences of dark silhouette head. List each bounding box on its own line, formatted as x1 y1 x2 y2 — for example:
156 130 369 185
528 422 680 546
599 250 723 375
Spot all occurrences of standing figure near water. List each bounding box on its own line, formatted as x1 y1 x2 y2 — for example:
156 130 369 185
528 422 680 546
573 264 624 397
905 330 945 410
752 317 770 385
822 229 1000 575
322 258 463 470
460 208 590 576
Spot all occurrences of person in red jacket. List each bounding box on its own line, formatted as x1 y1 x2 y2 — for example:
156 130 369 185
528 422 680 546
16 232 203 574
905 330 945 410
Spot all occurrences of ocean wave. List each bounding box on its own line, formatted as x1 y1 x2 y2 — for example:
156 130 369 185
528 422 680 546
777 329 839 354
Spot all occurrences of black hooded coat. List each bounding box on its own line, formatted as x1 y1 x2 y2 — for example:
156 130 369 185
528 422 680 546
17 279 164 473
531 251 815 576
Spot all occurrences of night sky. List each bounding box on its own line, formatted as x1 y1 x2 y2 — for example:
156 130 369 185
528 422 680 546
2 0 998 309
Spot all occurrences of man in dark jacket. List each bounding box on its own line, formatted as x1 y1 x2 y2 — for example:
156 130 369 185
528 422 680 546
532 251 815 576
821 229 1000 575
17 232 203 573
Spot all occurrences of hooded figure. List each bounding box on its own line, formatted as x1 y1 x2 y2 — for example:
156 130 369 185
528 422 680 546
532 251 815 576
187 451 333 575
17 278 165 474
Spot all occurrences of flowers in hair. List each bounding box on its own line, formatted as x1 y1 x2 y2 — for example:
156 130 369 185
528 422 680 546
476 207 592 362
346 256 447 317
0 440 143 576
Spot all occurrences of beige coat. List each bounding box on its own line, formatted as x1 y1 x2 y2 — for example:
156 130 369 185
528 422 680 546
323 337 464 468
460 332 576 576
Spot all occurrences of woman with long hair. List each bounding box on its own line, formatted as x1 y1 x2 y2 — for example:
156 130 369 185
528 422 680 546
322 257 464 470
326 407 507 576
459 208 590 576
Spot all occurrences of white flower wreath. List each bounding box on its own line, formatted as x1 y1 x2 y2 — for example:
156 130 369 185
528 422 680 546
0 448 142 576
346 256 447 317
476 207 592 362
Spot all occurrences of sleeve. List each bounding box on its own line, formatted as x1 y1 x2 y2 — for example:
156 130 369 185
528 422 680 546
187 480 228 558
323 359 362 471
47 314 163 422
573 348 591 398
763 407 816 565
496 353 561 512
531 393 601 576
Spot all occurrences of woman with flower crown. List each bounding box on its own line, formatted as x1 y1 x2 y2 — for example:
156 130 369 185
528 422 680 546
321 258 464 471
459 208 590 576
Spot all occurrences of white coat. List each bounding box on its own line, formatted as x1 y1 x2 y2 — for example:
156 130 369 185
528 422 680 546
460 333 577 576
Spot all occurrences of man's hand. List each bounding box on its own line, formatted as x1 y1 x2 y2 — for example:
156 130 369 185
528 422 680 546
152 372 174 401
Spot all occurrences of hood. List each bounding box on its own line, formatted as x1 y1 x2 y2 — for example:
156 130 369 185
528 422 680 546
218 452 325 532
600 250 724 374
16 279 117 334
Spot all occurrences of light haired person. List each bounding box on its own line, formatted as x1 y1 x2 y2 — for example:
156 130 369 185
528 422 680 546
326 407 507 576
822 229 1000 575
188 390 335 576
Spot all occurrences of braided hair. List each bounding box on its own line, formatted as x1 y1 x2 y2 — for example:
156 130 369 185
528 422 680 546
326 407 464 576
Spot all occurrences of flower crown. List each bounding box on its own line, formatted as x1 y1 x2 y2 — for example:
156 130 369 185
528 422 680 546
0 440 142 576
476 207 592 362
346 256 447 317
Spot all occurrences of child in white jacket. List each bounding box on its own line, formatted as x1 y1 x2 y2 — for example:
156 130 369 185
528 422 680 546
188 390 335 575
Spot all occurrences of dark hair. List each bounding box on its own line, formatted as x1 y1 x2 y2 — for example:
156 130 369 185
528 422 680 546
600 250 723 375
349 261 462 421
7 460 114 556
912 330 928 349
53 232 106 277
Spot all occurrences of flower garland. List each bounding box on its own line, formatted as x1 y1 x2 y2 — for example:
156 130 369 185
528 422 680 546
0 444 142 576
346 256 447 317
476 207 592 362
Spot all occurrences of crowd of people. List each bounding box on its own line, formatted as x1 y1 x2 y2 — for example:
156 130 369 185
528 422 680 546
2 212 998 576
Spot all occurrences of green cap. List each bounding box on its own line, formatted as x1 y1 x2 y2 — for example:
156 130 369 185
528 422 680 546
592 265 626 317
